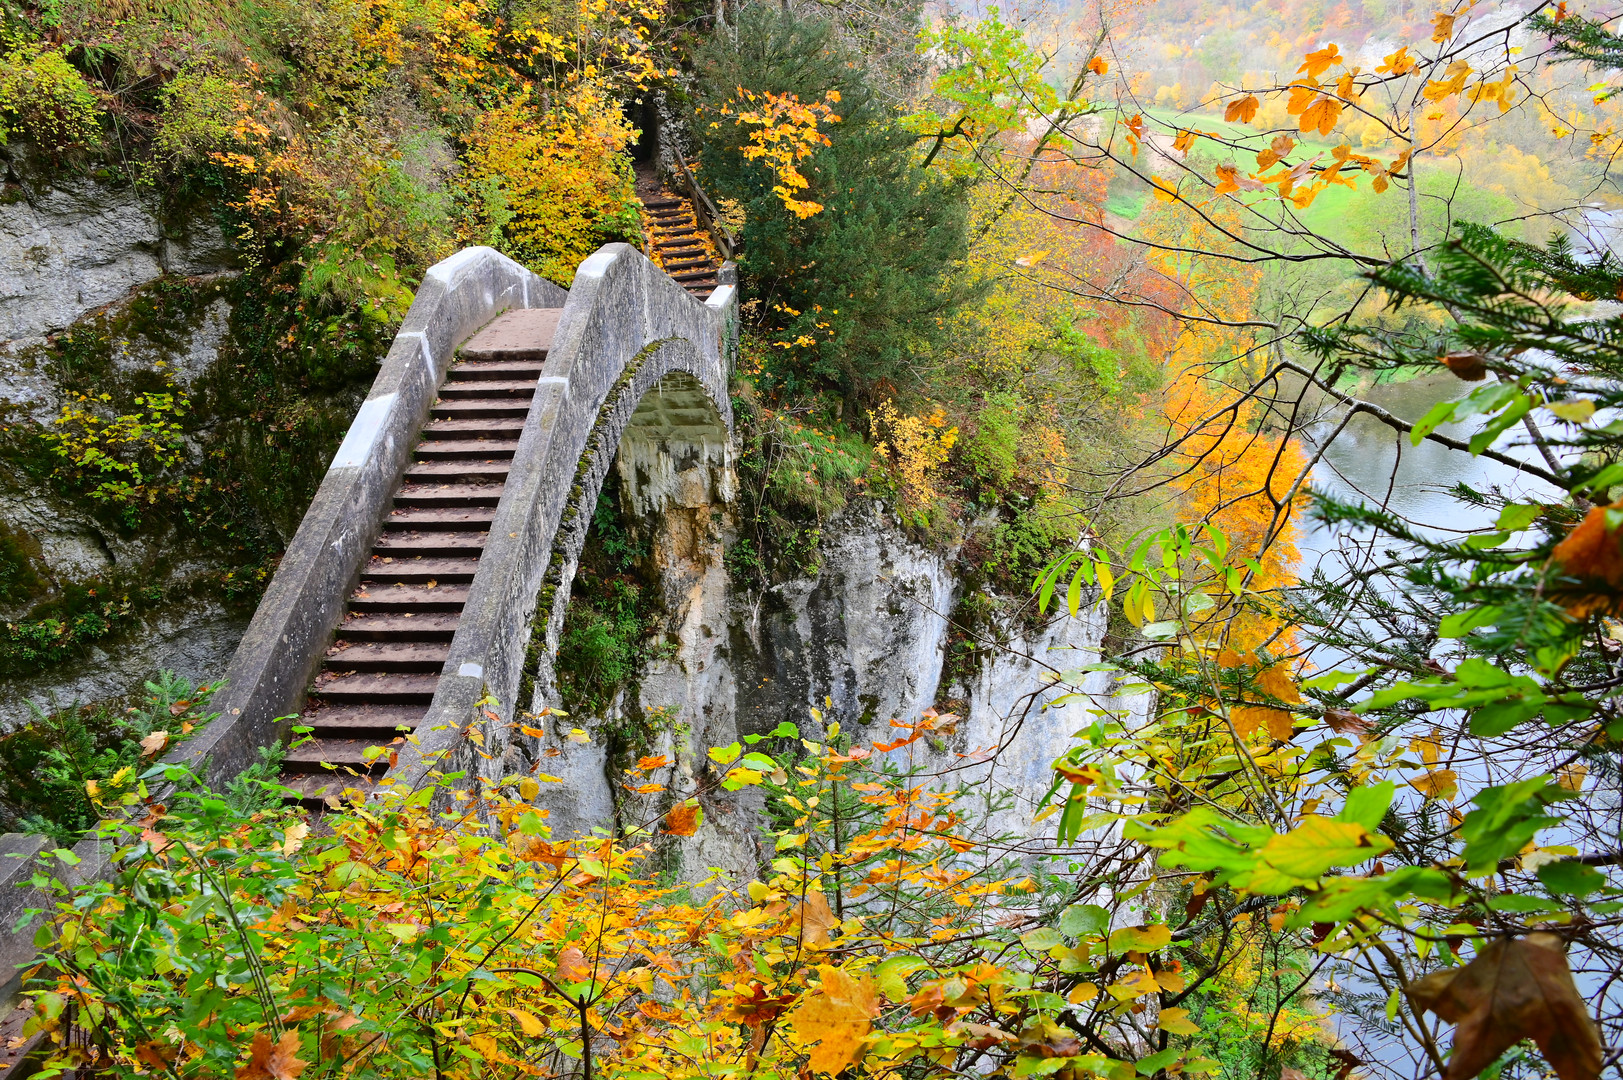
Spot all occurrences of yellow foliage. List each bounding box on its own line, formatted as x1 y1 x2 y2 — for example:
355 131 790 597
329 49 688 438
460 83 641 283
724 88 841 218
870 401 958 511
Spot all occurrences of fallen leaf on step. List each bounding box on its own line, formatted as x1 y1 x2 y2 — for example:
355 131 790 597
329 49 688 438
140 730 170 757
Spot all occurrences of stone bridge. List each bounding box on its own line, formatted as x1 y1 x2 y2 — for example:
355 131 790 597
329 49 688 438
170 243 738 810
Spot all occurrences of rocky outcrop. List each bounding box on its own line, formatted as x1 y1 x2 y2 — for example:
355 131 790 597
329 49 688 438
0 157 234 351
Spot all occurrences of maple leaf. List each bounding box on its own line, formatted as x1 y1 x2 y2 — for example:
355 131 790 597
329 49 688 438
1407 933 1602 1080
1151 176 1179 202
787 965 879 1076
1432 10 1457 41
796 891 839 946
282 822 309 857
236 1032 308 1080
1299 95 1343 135
664 800 702 836
1123 113 1145 154
1087 56 1108 75
1286 81 1322 115
1552 501 1623 616
1297 43 1342 78
555 945 592 984
722 980 798 1025
139 730 170 758
1257 134 1295 169
1213 164 1263 196
636 754 669 770
1324 708 1373 736
1172 130 1195 155
1378 47 1417 75
1224 94 1260 123
1424 60 1473 102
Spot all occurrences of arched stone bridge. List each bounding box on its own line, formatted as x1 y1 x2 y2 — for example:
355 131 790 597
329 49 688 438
168 244 739 806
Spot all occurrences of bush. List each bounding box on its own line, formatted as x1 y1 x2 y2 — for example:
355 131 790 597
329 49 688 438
0 37 102 157
460 86 642 284
691 6 978 400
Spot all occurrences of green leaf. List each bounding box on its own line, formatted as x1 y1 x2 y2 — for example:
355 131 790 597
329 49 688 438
875 955 930 999
1245 816 1391 893
1469 697 1544 737
1584 461 1623 493
1135 1048 1180 1075
1438 604 1502 638
1485 893 1563 913
708 743 742 766
1411 400 1458 444
1496 502 1544 531
1468 394 1532 455
1459 778 1573 874
1021 927 1065 951
1538 859 1605 897
1336 781 1396 832
1059 903 1111 937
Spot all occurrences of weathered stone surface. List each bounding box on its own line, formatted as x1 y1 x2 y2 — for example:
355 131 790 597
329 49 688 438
0 599 247 730
0 163 235 350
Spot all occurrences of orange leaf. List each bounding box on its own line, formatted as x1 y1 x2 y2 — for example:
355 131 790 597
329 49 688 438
1299 95 1343 135
1224 94 1260 123
796 891 839 946
555 945 592 984
664 800 702 837
1432 11 1457 42
1378 47 1417 75
786 966 879 1076
1297 43 1343 78
236 1032 308 1080
1151 175 1179 202
1087 56 1109 75
1257 134 1295 169
1172 129 1195 154
1440 351 1488 380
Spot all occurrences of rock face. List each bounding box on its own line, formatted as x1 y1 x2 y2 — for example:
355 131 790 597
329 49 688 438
0 159 234 351
0 165 245 730
551 495 1139 875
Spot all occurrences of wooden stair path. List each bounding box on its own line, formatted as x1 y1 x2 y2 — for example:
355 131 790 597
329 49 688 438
280 307 562 810
640 191 725 299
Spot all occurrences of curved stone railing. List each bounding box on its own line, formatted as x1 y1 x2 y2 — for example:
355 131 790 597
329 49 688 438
393 243 737 790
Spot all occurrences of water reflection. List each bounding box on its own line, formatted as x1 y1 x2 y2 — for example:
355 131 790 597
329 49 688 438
1300 371 1563 565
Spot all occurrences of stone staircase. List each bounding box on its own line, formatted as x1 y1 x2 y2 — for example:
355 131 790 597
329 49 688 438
280 308 561 808
640 193 725 299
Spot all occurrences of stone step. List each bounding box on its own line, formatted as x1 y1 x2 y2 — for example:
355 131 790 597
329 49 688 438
653 227 699 238
283 738 396 775
406 460 511 483
438 380 537 399
324 640 450 672
431 399 533 420
413 439 521 460
423 417 528 439
394 484 503 509
279 773 377 810
361 556 481 584
460 308 563 362
301 704 425 738
453 360 545 381
348 583 470 612
663 257 713 272
384 506 497 531
671 268 718 282
371 531 487 557
310 672 440 705
336 613 462 641
643 197 683 210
